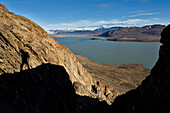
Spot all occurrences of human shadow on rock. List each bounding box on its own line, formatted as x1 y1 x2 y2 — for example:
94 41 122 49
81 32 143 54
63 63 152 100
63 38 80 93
20 49 30 71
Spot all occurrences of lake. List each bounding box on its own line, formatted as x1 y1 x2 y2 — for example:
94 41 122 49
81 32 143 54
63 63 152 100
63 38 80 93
54 37 161 69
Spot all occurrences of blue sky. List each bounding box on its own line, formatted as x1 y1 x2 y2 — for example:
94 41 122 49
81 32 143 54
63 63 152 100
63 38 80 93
1 0 170 30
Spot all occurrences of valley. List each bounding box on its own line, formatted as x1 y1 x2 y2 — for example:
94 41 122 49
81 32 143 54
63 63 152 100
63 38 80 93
76 55 150 94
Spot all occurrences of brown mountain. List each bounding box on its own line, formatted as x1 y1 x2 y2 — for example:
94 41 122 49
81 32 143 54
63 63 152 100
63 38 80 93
99 25 166 42
0 3 117 104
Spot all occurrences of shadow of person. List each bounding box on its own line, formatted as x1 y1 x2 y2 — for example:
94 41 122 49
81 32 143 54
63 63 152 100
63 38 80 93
20 49 30 71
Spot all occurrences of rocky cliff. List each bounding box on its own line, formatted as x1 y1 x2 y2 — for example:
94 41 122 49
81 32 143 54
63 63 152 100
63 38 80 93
99 25 166 42
0 4 117 104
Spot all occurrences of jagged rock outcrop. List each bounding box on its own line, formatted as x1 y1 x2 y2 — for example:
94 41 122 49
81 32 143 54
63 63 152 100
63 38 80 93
109 25 170 113
0 4 117 104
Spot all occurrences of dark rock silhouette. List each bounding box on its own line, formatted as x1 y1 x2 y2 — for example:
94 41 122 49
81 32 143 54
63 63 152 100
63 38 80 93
20 49 30 70
0 63 109 113
108 25 170 113
160 24 170 44
0 64 76 113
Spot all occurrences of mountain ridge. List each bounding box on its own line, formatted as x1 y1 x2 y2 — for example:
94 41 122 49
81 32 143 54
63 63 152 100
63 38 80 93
48 24 166 42
96 24 166 42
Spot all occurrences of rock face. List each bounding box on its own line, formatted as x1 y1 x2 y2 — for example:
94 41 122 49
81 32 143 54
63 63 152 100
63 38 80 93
109 25 170 113
99 25 166 42
0 4 117 104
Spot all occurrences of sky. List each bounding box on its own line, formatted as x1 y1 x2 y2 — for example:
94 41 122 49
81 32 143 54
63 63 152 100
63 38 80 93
0 0 170 30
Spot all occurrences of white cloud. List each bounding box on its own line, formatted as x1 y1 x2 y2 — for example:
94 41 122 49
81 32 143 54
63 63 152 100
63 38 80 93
153 18 159 20
46 18 151 30
124 19 149 23
129 12 160 17
48 20 92 28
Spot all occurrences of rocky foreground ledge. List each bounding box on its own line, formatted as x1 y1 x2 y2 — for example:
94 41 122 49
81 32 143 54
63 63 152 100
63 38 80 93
0 64 110 113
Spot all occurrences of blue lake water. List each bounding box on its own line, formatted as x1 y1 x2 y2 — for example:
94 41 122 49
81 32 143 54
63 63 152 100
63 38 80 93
54 37 161 69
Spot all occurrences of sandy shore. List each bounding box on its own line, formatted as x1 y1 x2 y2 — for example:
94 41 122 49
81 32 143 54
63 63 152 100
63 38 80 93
76 55 150 94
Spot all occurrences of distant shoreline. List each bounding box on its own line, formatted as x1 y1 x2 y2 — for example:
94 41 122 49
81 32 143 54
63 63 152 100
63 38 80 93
51 34 160 42
90 37 160 42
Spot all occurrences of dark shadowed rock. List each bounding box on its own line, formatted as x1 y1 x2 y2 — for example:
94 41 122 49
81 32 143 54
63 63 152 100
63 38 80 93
0 64 111 113
0 64 76 113
160 24 170 45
